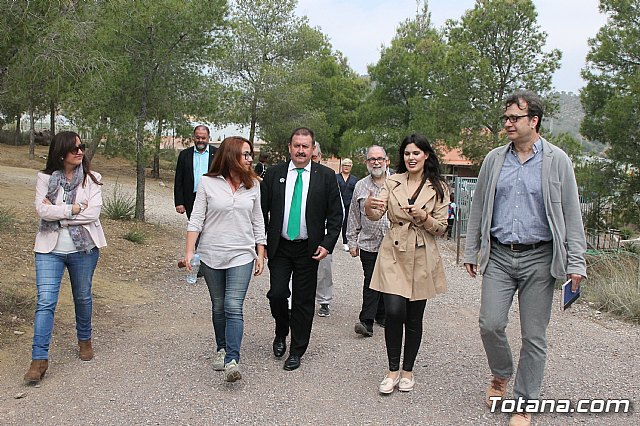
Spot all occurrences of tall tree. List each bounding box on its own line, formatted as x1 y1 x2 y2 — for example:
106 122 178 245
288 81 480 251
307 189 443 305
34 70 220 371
215 0 327 144
444 0 561 163
581 0 640 227
258 47 367 160
352 3 449 155
82 0 227 220
0 1 98 157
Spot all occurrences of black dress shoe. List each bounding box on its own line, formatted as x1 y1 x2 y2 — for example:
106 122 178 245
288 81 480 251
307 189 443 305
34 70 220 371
283 355 301 371
272 336 286 358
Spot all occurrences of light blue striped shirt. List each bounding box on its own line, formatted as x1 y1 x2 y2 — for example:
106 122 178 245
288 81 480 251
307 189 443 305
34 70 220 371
192 146 209 192
490 139 552 244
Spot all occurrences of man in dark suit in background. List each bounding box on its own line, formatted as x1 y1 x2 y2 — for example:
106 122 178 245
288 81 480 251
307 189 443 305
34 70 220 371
254 152 269 179
174 125 218 219
261 127 343 371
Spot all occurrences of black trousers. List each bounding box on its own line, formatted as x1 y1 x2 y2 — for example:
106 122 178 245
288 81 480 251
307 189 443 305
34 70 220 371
341 206 350 244
383 294 427 372
446 218 454 239
358 250 385 326
267 238 319 357
186 197 201 251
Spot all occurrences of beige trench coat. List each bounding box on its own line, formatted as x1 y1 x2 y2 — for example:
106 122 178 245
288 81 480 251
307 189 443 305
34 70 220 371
367 173 449 301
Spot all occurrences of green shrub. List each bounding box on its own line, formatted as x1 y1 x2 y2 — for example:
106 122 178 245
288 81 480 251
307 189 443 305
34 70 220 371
102 182 135 220
124 229 146 244
159 148 177 164
0 129 28 145
620 227 633 240
585 251 640 323
0 205 15 231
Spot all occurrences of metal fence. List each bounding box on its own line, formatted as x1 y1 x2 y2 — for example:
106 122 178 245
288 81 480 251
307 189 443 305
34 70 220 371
580 195 627 251
585 228 623 251
453 177 478 264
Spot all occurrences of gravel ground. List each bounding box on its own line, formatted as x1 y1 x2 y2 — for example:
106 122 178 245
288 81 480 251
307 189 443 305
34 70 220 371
0 167 638 425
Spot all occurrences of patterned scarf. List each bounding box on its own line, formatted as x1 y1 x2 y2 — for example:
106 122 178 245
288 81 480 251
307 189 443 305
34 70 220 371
39 167 94 252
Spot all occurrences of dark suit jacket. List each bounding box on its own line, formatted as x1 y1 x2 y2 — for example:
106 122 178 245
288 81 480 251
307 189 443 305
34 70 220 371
174 145 217 216
254 162 267 178
261 161 343 259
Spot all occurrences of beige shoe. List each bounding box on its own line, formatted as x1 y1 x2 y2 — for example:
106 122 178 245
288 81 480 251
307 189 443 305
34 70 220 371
78 340 94 361
398 373 415 392
24 360 49 385
378 372 400 394
486 375 509 407
509 412 532 426
224 360 241 382
212 349 226 371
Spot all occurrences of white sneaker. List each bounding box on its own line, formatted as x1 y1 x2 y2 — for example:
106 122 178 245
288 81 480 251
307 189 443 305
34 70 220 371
212 349 226 371
343 243 349 252
224 359 241 382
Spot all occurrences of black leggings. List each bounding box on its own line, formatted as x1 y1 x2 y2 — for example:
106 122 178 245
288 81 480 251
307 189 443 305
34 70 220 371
383 293 427 372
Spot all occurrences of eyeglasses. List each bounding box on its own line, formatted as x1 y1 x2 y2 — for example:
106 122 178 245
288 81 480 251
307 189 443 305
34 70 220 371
366 157 386 163
500 114 530 124
69 144 86 154
242 151 253 160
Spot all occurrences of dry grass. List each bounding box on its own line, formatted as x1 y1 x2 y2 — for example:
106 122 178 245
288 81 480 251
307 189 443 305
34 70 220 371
0 204 14 230
0 143 175 181
585 251 640 323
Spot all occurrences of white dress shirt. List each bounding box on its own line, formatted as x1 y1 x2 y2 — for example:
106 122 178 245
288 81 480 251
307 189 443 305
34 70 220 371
281 160 311 240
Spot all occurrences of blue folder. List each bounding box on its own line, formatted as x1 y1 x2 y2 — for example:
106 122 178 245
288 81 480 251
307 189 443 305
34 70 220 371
561 279 580 310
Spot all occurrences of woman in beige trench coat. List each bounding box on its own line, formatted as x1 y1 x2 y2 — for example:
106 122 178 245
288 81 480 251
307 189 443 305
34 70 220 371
365 134 449 394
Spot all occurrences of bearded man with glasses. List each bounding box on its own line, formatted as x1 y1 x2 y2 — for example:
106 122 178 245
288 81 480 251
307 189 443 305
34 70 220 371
464 90 587 426
346 146 390 337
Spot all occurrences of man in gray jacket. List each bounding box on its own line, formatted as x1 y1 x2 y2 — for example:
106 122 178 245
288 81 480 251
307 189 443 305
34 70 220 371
464 90 586 426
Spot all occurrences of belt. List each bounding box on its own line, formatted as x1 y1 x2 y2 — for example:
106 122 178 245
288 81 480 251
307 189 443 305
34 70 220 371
491 236 551 252
282 237 308 243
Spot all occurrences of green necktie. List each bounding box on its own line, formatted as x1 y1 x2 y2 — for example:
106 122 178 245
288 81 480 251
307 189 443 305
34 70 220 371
287 168 304 240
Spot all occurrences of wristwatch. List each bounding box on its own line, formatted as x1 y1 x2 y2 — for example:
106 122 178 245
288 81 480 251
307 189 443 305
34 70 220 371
77 203 85 213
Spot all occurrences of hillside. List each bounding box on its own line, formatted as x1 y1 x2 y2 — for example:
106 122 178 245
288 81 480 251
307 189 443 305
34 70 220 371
543 91 605 154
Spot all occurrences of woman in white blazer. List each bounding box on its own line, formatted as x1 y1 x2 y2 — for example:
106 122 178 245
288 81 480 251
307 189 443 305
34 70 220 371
24 131 106 385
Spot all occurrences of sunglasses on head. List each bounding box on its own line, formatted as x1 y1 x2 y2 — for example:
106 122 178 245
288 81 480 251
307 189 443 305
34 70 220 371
69 144 86 154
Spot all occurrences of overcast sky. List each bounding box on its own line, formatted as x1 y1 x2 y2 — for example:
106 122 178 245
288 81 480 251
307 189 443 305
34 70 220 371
296 0 608 94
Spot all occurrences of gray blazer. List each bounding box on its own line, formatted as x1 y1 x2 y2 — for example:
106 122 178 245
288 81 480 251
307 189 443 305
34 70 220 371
463 137 587 279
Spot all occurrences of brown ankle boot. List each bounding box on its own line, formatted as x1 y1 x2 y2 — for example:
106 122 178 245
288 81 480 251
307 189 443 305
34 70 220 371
24 360 48 385
78 339 94 361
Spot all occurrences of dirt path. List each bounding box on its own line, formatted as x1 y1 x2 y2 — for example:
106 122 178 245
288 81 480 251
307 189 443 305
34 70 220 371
0 163 638 425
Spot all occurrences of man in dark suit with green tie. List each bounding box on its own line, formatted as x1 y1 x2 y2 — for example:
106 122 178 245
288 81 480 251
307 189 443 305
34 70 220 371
260 127 343 371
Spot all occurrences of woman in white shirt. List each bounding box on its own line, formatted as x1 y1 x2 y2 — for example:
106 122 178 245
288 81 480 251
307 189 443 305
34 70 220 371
183 136 266 383
25 131 106 385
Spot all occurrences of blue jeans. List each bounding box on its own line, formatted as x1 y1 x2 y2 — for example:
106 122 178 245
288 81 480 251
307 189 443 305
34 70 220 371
32 248 100 360
202 261 253 364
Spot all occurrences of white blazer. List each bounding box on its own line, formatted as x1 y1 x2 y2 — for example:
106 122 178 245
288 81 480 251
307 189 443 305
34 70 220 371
34 171 107 253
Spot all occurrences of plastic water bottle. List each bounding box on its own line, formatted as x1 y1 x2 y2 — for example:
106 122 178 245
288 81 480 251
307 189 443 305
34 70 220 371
186 254 200 284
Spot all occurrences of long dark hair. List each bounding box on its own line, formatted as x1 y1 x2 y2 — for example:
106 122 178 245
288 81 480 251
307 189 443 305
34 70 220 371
43 131 100 186
205 136 257 189
396 134 447 203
